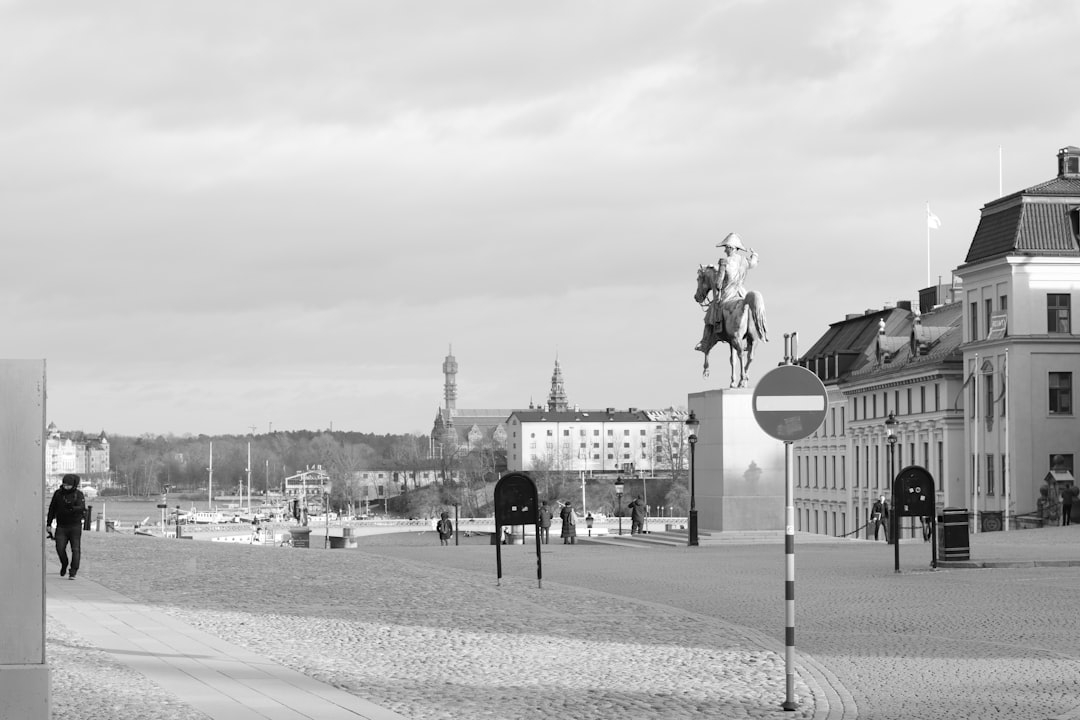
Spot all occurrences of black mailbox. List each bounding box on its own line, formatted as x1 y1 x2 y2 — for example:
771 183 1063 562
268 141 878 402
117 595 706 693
894 466 935 517
494 472 539 527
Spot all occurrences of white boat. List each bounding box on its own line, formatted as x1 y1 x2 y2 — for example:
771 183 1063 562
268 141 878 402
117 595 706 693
188 510 229 524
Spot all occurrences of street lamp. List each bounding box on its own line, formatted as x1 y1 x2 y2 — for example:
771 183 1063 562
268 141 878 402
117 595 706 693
614 477 625 536
686 410 700 547
885 412 900 571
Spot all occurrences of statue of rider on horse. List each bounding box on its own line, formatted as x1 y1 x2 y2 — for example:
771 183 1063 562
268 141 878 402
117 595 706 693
694 232 768 387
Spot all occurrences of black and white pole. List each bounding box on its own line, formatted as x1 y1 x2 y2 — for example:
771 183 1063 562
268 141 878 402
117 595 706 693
782 439 797 712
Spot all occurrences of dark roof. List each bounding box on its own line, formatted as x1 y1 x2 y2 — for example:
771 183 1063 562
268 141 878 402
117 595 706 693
800 307 910 363
965 181 1080 264
509 409 650 423
846 302 963 381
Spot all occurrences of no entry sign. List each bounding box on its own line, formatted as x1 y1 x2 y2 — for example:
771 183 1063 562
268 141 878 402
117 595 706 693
752 365 828 442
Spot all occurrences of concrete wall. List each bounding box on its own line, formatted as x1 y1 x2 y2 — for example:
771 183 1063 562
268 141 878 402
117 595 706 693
689 389 787 532
0 360 48 720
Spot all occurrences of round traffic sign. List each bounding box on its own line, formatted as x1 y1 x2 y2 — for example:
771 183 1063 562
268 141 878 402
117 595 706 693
752 365 828 442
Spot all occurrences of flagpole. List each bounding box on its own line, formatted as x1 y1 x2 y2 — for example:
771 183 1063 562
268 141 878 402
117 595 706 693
926 201 931 288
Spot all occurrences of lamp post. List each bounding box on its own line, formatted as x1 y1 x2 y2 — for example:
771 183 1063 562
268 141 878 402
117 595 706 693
686 410 700 547
614 477 625 536
885 412 900 572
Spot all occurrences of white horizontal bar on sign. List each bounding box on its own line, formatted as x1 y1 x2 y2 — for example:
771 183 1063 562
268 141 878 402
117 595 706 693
755 396 825 412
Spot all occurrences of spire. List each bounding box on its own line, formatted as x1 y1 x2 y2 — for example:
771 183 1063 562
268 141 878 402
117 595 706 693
442 345 458 413
547 356 568 412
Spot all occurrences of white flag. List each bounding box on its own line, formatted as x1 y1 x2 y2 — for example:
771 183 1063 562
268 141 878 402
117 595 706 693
927 207 942 229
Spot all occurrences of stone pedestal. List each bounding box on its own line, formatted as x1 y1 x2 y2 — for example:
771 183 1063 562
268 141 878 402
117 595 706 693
0 360 48 720
688 389 786 532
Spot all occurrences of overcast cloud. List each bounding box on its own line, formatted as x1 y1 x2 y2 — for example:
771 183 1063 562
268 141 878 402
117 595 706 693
4 0 1079 436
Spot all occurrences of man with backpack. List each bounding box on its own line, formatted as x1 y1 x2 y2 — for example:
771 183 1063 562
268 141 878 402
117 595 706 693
46 473 87 579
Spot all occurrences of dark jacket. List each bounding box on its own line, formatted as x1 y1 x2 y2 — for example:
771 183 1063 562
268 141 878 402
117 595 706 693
47 479 86 528
628 498 646 522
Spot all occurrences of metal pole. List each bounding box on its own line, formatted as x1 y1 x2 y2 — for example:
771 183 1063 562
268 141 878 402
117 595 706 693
617 492 623 536
891 441 900 573
688 436 699 546
782 440 797 711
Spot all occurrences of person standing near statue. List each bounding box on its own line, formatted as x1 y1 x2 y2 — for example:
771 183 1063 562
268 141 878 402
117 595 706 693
46 473 87 579
628 495 647 534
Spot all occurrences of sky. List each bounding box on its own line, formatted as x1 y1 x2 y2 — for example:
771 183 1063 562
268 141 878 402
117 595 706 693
5 0 1080 438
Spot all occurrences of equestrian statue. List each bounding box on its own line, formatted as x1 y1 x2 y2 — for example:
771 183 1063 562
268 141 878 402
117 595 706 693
694 232 768 387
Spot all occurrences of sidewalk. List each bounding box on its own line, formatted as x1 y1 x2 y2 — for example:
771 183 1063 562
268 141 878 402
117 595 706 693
46 574 407 720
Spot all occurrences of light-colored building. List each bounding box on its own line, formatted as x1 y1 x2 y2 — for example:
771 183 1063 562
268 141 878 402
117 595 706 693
955 144 1080 528
794 145 1080 536
505 407 690 475
45 423 109 490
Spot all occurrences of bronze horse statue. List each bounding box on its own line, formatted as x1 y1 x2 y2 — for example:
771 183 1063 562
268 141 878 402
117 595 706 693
695 265 768 387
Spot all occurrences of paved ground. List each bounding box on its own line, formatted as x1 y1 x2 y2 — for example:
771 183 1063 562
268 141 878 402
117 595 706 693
44 524 1080 720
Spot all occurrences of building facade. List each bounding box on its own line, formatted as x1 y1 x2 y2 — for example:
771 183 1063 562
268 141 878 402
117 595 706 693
505 407 690 476
45 423 110 490
793 145 1080 536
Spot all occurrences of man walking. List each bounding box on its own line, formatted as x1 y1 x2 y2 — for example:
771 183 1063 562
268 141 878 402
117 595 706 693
871 494 889 542
47 474 87 579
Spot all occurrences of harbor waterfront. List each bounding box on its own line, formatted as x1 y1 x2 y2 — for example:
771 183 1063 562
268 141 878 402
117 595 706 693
45 523 1080 720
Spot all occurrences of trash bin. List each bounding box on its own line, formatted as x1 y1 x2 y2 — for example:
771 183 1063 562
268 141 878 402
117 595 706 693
289 527 312 548
939 507 970 560
105 520 116 533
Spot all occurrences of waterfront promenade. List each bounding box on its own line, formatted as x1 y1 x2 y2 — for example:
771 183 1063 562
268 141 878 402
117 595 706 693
45 525 1080 719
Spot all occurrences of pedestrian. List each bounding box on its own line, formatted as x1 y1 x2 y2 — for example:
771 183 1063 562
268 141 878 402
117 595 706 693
437 511 454 546
628 495 647 534
559 501 577 544
538 500 553 544
46 473 87 579
871 494 889 542
1062 487 1074 526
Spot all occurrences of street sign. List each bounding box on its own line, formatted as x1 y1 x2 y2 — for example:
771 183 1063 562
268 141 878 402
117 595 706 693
752 365 828 442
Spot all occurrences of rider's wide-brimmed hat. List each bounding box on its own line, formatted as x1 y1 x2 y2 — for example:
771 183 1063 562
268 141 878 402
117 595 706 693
716 232 745 251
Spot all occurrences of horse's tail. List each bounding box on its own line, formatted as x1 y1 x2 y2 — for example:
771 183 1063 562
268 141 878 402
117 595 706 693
746 291 768 342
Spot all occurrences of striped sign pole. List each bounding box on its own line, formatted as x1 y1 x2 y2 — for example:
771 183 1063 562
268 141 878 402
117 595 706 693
752 363 828 713
782 439 796 712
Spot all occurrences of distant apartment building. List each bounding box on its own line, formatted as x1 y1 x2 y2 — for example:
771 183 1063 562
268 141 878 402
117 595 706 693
505 407 691 476
45 423 110 490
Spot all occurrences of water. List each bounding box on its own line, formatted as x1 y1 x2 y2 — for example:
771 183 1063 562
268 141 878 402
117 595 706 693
90 498 197 525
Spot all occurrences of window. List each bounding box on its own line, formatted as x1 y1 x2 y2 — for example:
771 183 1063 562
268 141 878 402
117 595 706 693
854 446 860 487
894 390 900 415
840 456 846 489
986 454 995 496
920 386 926 413
934 383 941 411
840 407 845 435
1050 372 1073 415
906 388 912 414
937 442 944 482
985 372 995 418
970 302 979 341
1048 294 1071 333
563 429 570 436
985 298 993 336
547 429 553 436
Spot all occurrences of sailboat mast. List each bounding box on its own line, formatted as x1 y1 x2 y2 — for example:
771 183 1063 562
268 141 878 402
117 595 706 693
207 441 214 511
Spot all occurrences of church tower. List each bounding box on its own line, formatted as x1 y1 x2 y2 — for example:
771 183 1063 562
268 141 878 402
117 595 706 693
442 345 458 412
547 356 568 412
